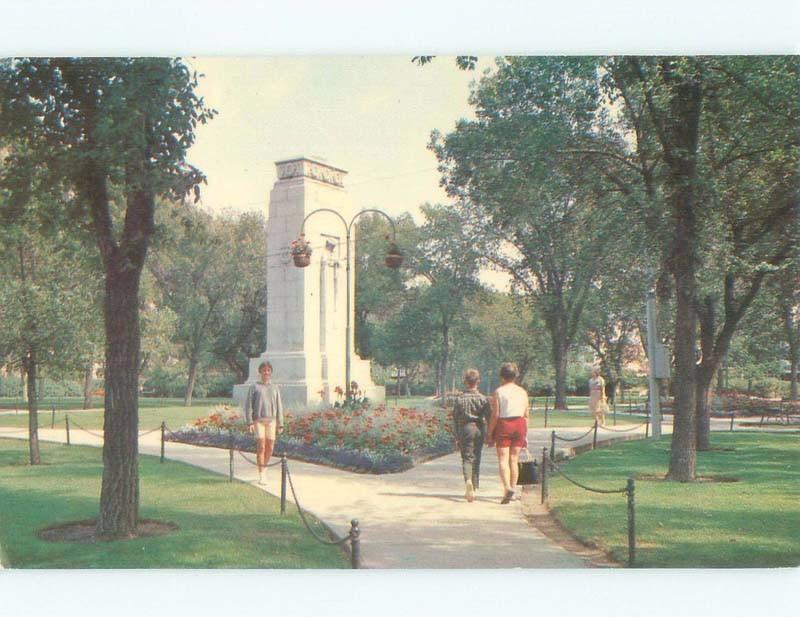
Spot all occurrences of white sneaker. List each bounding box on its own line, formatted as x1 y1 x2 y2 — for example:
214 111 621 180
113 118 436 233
258 469 265 485
465 480 475 502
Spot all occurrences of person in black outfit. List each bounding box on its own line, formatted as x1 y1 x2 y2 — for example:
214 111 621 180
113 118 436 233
452 368 492 502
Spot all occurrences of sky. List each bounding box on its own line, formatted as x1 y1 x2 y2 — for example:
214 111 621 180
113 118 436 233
186 57 494 221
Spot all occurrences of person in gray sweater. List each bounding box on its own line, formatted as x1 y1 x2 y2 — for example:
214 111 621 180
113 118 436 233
243 361 285 484
451 368 492 502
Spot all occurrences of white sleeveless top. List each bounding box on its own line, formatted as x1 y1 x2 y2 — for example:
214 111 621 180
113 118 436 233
495 382 528 418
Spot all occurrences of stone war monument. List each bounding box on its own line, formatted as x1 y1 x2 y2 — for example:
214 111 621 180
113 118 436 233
234 156 385 410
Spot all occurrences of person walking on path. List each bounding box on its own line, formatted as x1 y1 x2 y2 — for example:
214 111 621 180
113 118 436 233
487 362 529 504
243 361 284 484
588 368 607 426
451 368 492 502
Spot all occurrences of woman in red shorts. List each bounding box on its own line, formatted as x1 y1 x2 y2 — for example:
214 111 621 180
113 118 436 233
487 362 530 504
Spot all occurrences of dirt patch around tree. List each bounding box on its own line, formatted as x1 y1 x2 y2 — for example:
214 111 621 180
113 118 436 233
38 519 179 543
519 488 620 568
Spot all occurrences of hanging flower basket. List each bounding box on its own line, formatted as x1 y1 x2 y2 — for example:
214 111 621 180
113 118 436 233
385 240 403 269
290 234 312 268
293 253 311 268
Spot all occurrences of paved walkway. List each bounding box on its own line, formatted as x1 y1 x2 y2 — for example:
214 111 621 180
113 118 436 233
0 415 747 569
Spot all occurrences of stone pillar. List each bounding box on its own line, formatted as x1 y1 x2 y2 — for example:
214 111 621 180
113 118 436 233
234 156 385 411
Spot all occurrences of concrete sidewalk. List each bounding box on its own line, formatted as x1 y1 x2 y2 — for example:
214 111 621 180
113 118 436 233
0 415 739 569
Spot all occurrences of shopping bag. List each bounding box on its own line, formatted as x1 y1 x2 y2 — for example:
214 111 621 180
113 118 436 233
517 449 539 485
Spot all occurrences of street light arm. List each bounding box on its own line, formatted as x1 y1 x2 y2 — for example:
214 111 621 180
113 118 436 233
299 208 349 236
348 208 398 240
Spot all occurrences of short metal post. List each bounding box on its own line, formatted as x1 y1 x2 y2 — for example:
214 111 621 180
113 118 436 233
349 519 361 569
730 413 735 432
627 478 636 567
280 455 288 515
541 447 548 504
228 429 234 482
65 415 70 445
592 420 598 450
51 407 56 429
550 430 556 461
160 422 166 463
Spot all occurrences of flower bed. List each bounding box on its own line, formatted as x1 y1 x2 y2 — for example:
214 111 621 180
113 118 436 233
166 404 456 474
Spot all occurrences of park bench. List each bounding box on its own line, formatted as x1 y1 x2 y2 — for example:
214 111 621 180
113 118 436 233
760 399 800 426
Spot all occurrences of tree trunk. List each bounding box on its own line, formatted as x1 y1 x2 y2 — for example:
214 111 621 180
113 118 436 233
24 355 41 465
552 340 569 410
783 303 799 400
658 62 702 482
695 296 716 452
669 215 698 480
20 367 27 403
98 267 141 538
439 323 450 403
695 365 716 451
184 356 199 406
83 361 94 409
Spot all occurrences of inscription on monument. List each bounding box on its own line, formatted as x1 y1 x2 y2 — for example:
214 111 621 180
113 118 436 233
276 158 345 187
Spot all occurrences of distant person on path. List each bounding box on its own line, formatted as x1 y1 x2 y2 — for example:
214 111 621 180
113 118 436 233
487 362 529 504
243 361 285 484
451 369 492 502
588 368 607 426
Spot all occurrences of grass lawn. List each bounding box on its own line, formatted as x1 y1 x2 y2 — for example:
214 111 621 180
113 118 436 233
546 431 800 567
0 403 230 431
0 438 348 568
0 396 231 411
1 399 649 433
529 409 649 429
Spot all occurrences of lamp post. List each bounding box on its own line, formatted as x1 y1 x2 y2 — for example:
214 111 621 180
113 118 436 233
293 208 402 403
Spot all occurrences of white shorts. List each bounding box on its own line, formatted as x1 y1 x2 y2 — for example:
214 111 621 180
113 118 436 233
254 419 277 440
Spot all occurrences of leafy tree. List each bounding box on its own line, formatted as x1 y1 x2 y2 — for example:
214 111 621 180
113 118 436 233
0 58 214 536
431 57 633 409
361 206 483 397
769 252 800 399
149 204 265 405
682 57 799 448
414 204 484 397
603 56 798 473
0 205 99 463
583 282 647 405
427 55 798 480
371 287 439 393
354 212 416 358
458 291 549 391
726 291 787 395
210 212 268 384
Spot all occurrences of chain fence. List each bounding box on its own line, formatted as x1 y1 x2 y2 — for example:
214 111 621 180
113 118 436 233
236 449 282 468
162 423 362 568
284 463 361 567
552 425 596 442
539 445 636 567
67 416 105 439
598 421 649 433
